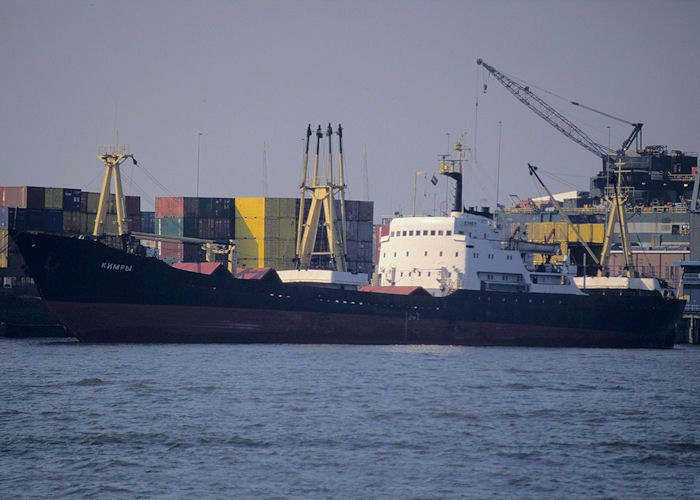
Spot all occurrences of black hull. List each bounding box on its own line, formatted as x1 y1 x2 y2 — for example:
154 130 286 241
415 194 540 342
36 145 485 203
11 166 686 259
11 231 684 348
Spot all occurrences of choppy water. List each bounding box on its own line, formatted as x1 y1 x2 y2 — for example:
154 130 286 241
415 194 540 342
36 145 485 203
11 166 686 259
1 338 699 499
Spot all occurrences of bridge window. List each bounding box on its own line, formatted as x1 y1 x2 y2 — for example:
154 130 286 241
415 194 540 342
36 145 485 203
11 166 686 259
430 230 436 236
446 230 452 236
423 230 428 235
438 230 444 236
409 230 414 236
402 231 407 236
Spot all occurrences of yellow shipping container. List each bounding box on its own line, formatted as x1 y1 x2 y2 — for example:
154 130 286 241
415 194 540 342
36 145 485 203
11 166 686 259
528 222 567 242
44 187 64 209
0 229 8 268
566 223 604 243
235 197 265 219
236 238 263 268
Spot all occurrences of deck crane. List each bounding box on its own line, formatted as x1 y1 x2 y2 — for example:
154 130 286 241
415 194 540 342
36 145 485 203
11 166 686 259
476 59 643 176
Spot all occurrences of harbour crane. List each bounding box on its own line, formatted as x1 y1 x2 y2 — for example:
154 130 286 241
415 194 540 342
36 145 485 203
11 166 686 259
476 59 643 175
477 59 640 277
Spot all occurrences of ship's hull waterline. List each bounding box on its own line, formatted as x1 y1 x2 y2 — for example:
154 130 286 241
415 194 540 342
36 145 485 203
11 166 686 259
13 232 683 347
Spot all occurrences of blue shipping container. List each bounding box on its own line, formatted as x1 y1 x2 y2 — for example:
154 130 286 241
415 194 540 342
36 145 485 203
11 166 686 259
44 209 64 233
141 211 156 234
63 188 82 211
26 209 44 231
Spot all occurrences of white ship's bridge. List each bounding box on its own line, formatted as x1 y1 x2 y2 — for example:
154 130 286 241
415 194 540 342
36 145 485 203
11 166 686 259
377 211 582 296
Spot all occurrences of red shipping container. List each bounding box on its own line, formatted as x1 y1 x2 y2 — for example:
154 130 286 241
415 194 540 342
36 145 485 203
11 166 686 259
2 186 45 209
159 241 202 261
156 197 199 218
198 218 216 239
159 241 184 260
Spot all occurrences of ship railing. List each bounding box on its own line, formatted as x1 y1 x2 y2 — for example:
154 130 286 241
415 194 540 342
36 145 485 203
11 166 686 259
502 205 689 215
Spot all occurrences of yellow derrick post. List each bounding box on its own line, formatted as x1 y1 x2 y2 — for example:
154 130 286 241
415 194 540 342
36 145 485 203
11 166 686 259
599 159 636 277
93 136 136 237
295 123 348 272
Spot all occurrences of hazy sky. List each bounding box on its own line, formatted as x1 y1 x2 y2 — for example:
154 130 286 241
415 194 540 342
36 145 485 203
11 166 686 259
1 0 698 220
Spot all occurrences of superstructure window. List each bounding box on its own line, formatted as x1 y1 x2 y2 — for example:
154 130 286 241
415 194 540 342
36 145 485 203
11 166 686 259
446 230 452 236
423 230 428 235
455 252 459 257
402 231 407 236
424 251 428 256
439 251 443 256
430 230 436 236
390 231 394 237
438 230 443 236
409 230 414 236
406 251 409 256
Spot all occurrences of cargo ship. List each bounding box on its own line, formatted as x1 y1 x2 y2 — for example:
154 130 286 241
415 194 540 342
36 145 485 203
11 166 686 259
9 129 685 347
10 214 684 346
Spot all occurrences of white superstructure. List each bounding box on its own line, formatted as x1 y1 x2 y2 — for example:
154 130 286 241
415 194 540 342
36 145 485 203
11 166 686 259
376 211 583 296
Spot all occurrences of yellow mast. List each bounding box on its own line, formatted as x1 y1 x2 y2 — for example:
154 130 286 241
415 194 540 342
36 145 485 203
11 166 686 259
93 134 136 236
295 123 348 272
599 159 636 277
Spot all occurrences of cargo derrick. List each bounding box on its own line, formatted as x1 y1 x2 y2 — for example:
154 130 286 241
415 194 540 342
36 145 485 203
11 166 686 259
93 139 137 237
295 124 348 272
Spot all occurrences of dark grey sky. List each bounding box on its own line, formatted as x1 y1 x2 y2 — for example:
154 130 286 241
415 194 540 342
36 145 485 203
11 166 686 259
2 0 698 220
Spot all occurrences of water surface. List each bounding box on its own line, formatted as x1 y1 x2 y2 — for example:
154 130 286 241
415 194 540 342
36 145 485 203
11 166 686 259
1 339 698 498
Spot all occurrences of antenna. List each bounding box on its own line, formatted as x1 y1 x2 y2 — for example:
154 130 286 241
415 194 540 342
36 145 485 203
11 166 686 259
362 145 369 201
262 141 269 197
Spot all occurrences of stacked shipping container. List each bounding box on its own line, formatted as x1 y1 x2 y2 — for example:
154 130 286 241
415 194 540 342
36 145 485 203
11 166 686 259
155 197 235 262
0 186 142 269
235 197 297 269
302 198 374 274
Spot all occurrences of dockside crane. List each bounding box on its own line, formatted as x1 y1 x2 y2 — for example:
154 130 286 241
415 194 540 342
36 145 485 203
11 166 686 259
476 59 642 175
477 59 641 277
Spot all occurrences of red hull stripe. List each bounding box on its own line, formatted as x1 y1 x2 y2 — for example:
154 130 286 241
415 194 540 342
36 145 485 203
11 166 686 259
47 301 662 347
